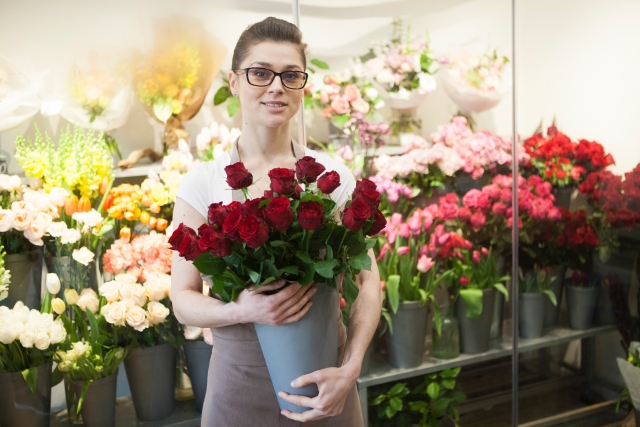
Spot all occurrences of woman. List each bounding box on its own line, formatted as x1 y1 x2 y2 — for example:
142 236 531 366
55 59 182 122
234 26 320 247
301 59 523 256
171 17 381 426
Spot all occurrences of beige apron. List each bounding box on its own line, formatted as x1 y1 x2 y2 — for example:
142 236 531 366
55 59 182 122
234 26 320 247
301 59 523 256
200 142 364 427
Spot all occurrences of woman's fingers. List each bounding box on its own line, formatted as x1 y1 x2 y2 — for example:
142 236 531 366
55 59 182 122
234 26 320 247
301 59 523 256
278 286 317 320
252 279 287 294
281 300 313 324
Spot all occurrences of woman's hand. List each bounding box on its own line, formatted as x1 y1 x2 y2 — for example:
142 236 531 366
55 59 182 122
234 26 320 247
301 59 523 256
278 364 359 422
234 279 317 326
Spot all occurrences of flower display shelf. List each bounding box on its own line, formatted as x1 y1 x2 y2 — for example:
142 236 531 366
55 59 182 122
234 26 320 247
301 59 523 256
356 323 615 426
113 161 163 179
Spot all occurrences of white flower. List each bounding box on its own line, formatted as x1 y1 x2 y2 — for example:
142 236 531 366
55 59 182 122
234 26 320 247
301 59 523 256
6 175 22 192
72 341 90 358
24 224 45 246
144 279 167 302
119 283 147 307
0 209 14 232
0 321 17 344
365 87 379 100
58 360 72 372
50 296 65 313
33 212 53 230
49 187 69 207
50 320 66 344
11 210 32 231
61 229 81 244
34 331 51 350
77 288 99 313
99 280 122 302
184 325 202 340
47 221 68 237
147 301 170 325
73 209 102 227
65 289 79 305
115 274 137 285
418 73 437 93
28 177 43 190
19 326 37 348
101 302 126 326
126 305 148 331
72 247 94 266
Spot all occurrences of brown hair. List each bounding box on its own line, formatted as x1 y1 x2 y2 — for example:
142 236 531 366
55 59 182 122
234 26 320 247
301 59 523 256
231 17 306 70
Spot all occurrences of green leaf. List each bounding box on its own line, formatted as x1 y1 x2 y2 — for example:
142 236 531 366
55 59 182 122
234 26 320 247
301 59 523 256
343 275 359 304
426 382 440 400
247 268 260 284
543 289 558 306
325 244 334 261
385 405 396 419
299 262 315 286
440 367 461 378
365 238 377 250
388 383 406 397
51 367 64 387
21 367 38 397
459 289 484 319
269 240 286 247
295 250 313 264
214 86 232 105
431 398 450 418
279 265 300 276
153 99 172 123
494 283 509 302
310 58 330 70
332 114 350 129
300 193 323 204
371 394 386 406
193 252 227 276
387 275 400 314
264 259 279 278
315 259 338 278
227 96 240 117
86 309 100 354
389 396 403 413
348 252 371 271
441 379 456 390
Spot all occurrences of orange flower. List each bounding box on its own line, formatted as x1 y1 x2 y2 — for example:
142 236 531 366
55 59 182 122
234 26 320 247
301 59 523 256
65 195 79 216
119 227 131 239
78 196 92 212
156 218 168 231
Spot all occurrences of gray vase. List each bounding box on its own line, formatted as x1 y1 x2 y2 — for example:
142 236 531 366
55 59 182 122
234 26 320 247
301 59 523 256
553 186 574 210
489 257 507 340
566 285 598 330
183 340 213 412
0 361 52 427
519 293 546 339
1 250 43 310
254 283 338 414
456 288 496 354
593 253 635 325
72 370 118 427
385 301 428 369
543 266 566 329
124 343 177 421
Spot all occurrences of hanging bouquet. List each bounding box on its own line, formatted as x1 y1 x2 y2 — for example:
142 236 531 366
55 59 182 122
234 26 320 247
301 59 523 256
195 121 240 162
523 120 615 188
363 18 437 109
0 243 10 301
170 157 386 304
102 231 172 282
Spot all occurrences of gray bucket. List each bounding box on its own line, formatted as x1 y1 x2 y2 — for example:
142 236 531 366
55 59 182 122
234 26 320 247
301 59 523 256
490 257 507 340
593 253 634 325
566 285 598 330
2 250 43 310
72 370 118 427
456 288 496 354
0 361 51 427
183 340 213 412
124 343 177 421
360 340 374 376
519 293 546 339
543 266 566 329
254 283 338 414
385 301 428 369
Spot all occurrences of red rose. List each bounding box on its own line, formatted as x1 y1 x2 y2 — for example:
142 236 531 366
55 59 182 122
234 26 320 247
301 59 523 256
242 198 264 216
295 156 326 183
457 207 472 222
264 190 275 199
366 209 387 236
207 203 229 229
238 215 270 249
317 171 341 194
343 199 372 232
268 168 296 195
224 162 253 189
169 223 203 261
263 197 294 231
353 179 381 210
197 224 232 257
293 184 303 200
222 208 244 242
298 201 325 230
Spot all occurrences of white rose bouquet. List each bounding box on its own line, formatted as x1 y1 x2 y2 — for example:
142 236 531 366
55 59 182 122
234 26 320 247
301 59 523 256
0 242 11 301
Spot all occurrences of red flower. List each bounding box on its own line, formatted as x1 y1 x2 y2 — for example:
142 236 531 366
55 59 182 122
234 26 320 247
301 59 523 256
169 223 203 261
268 168 296 195
207 203 229 229
197 224 232 257
295 156 326 183
222 208 244 242
242 198 264 216
459 277 469 286
353 179 381 210
470 212 486 230
263 197 294 231
224 162 253 189
264 190 275 199
238 215 270 249
457 207 472 222
367 209 387 236
343 199 372 232
317 171 341 194
298 201 325 230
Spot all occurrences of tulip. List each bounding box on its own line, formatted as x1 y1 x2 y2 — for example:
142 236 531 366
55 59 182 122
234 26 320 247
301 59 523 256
459 277 469 286
99 176 110 195
339 298 347 310
65 195 79 216
156 218 168 231
52 298 66 315
78 196 92 213
472 251 481 264
119 227 131 239
46 273 61 295
149 217 158 229
65 289 79 305
397 246 410 255
140 211 151 225
416 255 434 273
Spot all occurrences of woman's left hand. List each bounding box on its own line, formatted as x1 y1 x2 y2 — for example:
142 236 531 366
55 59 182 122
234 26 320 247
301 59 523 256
278 364 359 422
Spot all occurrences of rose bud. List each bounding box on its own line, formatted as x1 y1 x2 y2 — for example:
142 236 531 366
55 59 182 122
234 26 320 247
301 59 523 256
366 209 387 236
342 199 372 232
297 201 325 231
242 198 264 216
353 178 381 210
339 297 347 310
295 156 326 183
169 223 203 261
263 197 294 231
292 184 303 200
317 171 341 194
225 162 253 189
208 203 229 229
222 209 244 242
238 215 270 249
198 224 232 257
268 168 296 195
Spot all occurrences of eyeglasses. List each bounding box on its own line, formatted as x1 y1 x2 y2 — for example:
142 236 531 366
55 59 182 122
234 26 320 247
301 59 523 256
233 67 308 90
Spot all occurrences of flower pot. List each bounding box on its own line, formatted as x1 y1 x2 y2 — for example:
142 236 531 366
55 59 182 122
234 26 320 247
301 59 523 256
385 301 428 369
124 343 177 421
183 340 213 412
2 249 43 310
553 186 574 211
543 266 566 329
566 285 598 330
519 293 546 339
431 307 460 360
456 288 496 354
0 361 52 427
72 370 118 427
45 256 100 293
618 356 640 424
490 256 507 340
593 253 635 325
254 283 338 414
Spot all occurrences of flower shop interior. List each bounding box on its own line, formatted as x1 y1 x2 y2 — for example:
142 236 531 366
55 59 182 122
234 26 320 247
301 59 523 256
1 0 640 426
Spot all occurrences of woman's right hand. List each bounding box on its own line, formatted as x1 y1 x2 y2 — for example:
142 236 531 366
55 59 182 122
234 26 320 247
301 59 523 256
234 280 317 326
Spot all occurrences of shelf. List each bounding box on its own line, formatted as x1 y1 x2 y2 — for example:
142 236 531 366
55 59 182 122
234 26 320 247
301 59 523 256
357 323 616 388
114 161 163 179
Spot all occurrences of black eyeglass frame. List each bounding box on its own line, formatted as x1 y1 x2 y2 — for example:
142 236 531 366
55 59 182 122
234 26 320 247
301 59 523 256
232 67 309 90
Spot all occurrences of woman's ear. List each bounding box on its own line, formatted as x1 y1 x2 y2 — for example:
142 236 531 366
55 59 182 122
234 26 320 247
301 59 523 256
228 71 238 97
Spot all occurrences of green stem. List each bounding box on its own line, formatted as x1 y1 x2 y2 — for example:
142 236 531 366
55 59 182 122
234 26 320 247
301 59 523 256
306 230 314 253
337 228 349 253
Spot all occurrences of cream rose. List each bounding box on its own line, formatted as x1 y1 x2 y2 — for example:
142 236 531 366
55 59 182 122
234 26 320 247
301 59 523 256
0 209 14 232
49 187 69 207
6 175 22 192
115 273 137 285
46 273 61 294
147 301 170 325
99 280 122 302
72 247 95 266
72 341 90 357
102 301 126 326
144 280 166 302
61 229 81 244
34 331 51 350
126 306 148 331
119 283 147 307
12 210 32 231
77 288 99 313
24 225 45 246
82 210 102 228
65 289 79 305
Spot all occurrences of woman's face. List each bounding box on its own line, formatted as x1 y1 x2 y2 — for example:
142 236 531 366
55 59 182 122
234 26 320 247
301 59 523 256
230 41 305 129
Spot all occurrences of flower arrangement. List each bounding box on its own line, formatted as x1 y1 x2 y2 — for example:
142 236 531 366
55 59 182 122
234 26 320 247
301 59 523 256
0 243 10 301
556 208 600 269
104 182 171 238
170 157 385 304
519 266 558 305
102 231 172 282
195 121 240 162
369 174 417 216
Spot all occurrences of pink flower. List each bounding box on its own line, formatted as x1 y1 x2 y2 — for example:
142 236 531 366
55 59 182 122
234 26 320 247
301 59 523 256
481 247 489 257
419 244 430 257
397 246 410 255
472 250 481 264
492 202 507 216
417 255 434 273
351 98 370 114
438 203 458 221
398 223 411 239
547 207 562 221
391 213 403 226
483 184 501 201
331 96 350 115
457 207 472 222
499 188 512 204
470 212 486 230
476 193 491 210
380 281 386 291
462 189 481 209
507 217 523 228
459 277 469 286
377 243 392 261
408 212 423 232
343 84 361 102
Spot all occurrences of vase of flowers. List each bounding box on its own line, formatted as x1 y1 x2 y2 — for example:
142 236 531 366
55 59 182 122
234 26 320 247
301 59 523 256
170 157 385 413
543 266 566 329
566 271 599 330
71 369 119 427
518 267 558 339
183 326 213 412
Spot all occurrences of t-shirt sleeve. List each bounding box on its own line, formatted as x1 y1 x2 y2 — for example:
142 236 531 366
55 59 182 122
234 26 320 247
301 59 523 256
312 151 356 208
175 163 211 219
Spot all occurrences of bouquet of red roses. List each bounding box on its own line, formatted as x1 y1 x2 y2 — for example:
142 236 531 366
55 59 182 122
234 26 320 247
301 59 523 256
169 156 386 304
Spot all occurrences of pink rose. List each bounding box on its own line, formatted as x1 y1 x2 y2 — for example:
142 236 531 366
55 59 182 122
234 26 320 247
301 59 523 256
547 207 562 221
351 97 370 114
483 184 501 201
462 190 480 209
499 188 512 204
492 202 507 216
343 84 361 102
535 182 552 198
457 207 472 222
438 204 458 221
320 90 330 105
331 96 350 115
470 212 486 230
321 107 333 118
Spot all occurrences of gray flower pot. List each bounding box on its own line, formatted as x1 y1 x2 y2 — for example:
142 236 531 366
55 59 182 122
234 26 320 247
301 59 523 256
553 186 574 210
519 293 546 339
124 343 177 421
566 285 598 330
183 340 213 413
593 253 635 325
254 283 338 414
385 301 428 369
72 370 118 427
490 257 507 340
543 266 566 329
1 250 43 310
0 361 52 427
456 288 496 354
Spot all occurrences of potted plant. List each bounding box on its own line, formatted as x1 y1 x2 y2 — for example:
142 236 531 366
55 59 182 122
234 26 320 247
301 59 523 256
518 266 558 339
565 270 599 330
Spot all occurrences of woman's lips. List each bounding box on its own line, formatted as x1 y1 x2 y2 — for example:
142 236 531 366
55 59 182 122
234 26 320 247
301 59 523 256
262 101 288 112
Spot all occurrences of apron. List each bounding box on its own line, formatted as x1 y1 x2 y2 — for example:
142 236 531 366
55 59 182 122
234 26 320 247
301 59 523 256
200 142 364 427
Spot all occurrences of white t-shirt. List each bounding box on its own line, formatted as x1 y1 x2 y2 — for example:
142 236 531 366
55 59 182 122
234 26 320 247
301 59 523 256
176 146 356 218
